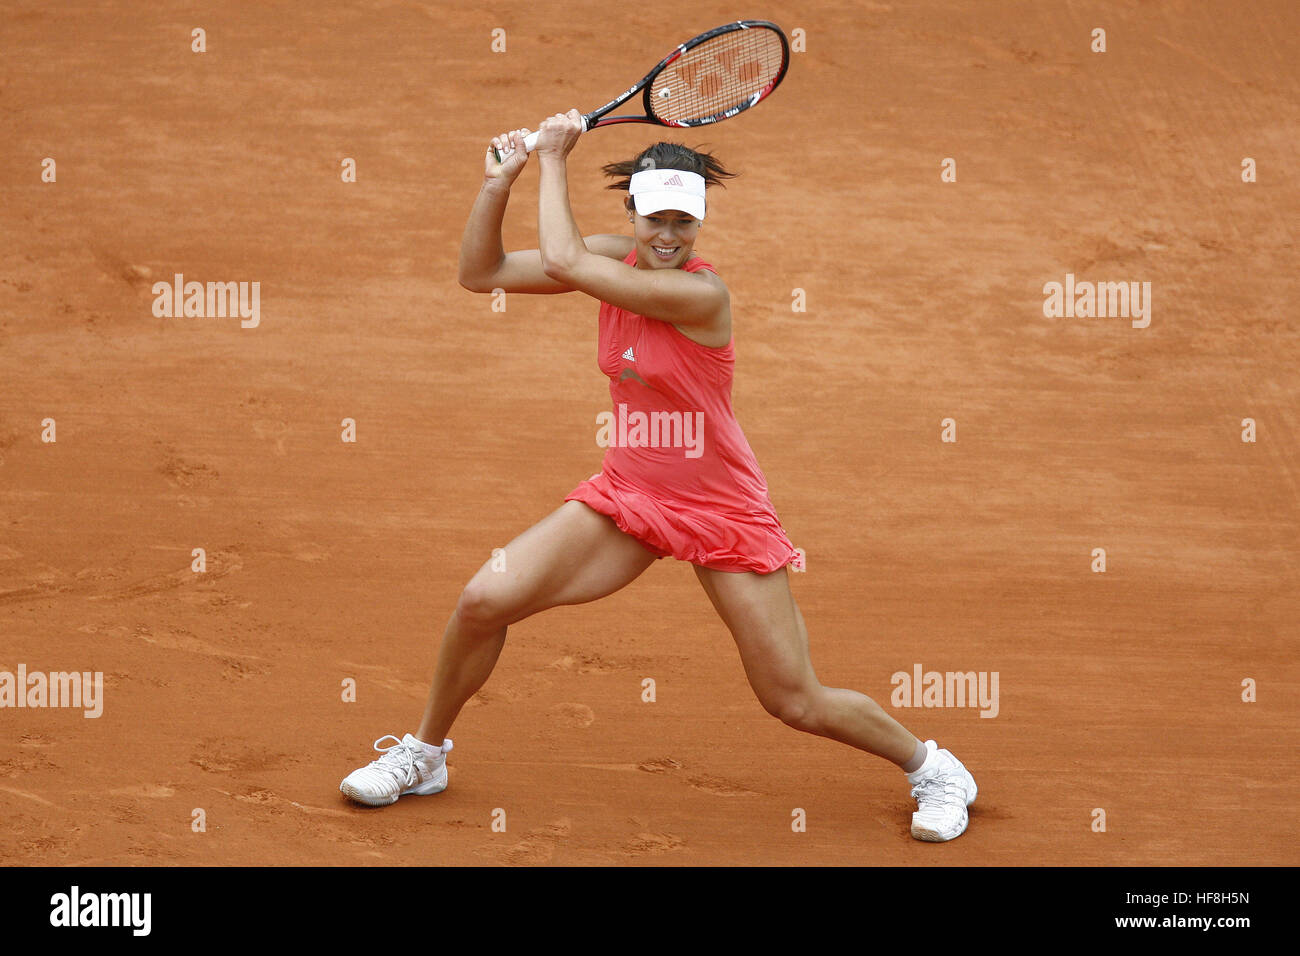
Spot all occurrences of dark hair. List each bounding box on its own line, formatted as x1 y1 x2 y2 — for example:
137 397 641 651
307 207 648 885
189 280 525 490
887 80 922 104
602 142 736 192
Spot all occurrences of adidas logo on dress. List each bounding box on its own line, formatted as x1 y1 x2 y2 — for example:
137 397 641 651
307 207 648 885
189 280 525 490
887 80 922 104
622 347 635 361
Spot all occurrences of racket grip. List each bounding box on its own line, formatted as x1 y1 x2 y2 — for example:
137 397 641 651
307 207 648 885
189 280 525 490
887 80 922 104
493 129 542 163
491 122 584 163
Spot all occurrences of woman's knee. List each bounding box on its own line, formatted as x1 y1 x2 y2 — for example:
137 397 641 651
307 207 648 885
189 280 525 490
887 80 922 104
455 577 517 631
760 685 824 735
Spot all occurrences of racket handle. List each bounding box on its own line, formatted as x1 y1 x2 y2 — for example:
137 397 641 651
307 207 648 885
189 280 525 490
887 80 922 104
520 129 542 153
491 120 586 163
493 129 541 163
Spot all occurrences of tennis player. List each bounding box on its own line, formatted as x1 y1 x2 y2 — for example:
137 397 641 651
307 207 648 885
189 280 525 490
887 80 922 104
340 111 977 842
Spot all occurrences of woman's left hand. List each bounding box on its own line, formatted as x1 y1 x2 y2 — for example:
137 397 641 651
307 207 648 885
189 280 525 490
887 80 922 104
532 109 584 160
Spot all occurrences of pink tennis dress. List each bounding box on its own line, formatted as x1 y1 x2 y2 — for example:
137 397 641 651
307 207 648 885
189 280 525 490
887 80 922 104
565 250 797 574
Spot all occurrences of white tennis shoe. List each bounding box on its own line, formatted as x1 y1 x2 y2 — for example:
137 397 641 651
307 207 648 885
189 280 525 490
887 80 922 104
907 739 977 842
340 733 453 807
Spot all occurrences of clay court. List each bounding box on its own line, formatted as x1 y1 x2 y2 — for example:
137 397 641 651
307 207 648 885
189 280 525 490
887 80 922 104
2 0 1296 870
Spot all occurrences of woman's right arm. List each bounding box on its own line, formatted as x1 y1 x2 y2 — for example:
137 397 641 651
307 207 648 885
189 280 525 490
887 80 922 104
458 128 631 294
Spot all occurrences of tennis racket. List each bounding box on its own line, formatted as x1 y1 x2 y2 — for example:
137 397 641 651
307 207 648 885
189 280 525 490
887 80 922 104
492 20 790 162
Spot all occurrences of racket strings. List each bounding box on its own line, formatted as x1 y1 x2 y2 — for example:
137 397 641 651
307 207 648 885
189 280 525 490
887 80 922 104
649 28 785 124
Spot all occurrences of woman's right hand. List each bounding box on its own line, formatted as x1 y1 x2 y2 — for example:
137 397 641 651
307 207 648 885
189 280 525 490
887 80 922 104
484 128 532 185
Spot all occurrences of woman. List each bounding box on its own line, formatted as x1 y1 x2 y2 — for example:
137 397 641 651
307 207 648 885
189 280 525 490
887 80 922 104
340 111 977 842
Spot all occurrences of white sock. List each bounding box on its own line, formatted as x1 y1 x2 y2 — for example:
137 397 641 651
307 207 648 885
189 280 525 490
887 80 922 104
905 741 936 780
412 736 447 757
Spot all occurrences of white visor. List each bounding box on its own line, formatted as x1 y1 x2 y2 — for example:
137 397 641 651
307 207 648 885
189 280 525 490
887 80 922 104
629 169 707 221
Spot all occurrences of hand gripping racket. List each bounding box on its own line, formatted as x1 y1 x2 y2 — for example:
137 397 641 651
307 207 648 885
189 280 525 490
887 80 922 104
492 20 790 162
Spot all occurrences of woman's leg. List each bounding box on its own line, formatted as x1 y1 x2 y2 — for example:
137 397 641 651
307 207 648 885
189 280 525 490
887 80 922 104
415 501 660 743
342 501 658 806
692 564 921 764
693 564 977 840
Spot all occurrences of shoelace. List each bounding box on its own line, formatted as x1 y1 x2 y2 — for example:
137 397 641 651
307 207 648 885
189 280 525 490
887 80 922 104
911 774 964 808
369 735 425 787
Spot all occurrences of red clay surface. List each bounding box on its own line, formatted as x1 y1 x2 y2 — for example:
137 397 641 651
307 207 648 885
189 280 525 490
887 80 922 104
2 0 1297 866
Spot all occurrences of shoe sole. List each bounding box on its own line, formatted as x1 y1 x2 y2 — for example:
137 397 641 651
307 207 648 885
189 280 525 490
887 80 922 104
340 772 447 807
340 783 400 807
910 760 977 842
911 815 968 842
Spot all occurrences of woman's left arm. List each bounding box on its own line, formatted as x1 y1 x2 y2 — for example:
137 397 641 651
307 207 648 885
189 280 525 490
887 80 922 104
533 111 728 328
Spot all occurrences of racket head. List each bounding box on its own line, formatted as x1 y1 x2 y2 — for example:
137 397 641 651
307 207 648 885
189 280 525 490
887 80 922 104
489 21 790 161
587 20 790 132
